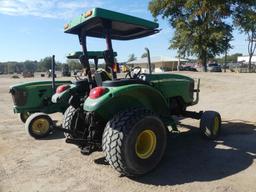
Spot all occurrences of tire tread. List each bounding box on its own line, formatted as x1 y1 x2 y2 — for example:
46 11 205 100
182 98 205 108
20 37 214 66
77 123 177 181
102 108 156 176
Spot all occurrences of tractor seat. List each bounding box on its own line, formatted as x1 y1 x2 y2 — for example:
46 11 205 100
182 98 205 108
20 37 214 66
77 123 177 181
102 78 149 87
75 79 89 86
94 69 112 86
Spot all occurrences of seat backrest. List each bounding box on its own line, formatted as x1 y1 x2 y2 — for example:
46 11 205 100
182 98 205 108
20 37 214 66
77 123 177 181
94 69 112 86
94 72 103 86
102 78 149 87
74 79 90 93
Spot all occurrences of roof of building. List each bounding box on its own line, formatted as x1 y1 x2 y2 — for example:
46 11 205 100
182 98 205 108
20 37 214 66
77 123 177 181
237 55 256 63
127 56 188 64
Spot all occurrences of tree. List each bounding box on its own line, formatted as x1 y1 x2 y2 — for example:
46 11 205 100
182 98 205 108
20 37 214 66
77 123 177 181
23 60 37 72
0 63 4 74
37 57 52 72
127 54 136 62
148 0 233 71
0 62 15 74
233 1 256 72
55 61 62 71
67 59 82 71
141 52 148 58
5 62 17 74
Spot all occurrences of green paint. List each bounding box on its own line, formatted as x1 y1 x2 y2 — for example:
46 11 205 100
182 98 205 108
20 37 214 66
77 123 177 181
64 7 159 39
10 80 71 114
83 73 195 122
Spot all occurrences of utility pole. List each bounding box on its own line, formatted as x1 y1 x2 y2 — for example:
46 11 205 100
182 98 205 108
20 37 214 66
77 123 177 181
177 54 180 72
224 36 228 73
224 50 227 73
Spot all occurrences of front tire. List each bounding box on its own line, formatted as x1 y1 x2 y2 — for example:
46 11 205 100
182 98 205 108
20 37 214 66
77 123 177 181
25 113 53 139
200 111 221 139
102 108 167 177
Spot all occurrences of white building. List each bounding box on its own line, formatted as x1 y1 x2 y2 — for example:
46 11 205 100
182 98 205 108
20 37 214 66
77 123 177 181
127 56 188 72
237 55 256 64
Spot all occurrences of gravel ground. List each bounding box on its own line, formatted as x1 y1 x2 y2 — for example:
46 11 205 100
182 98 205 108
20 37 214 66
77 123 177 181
0 72 255 192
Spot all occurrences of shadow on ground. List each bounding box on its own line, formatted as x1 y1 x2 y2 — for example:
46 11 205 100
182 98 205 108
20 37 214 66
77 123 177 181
40 129 65 140
38 121 65 140
132 120 256 185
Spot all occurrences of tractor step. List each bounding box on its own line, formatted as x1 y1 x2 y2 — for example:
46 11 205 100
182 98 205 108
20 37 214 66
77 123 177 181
183 111 203 120
66 138 102 155
54 125 73 134
80 145 101 155
66 138 86 145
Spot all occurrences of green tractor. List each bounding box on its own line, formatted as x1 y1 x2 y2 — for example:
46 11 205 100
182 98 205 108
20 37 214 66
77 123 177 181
10 51 115 139
61 8 222 177
61 64 71 77
9 55 71 124
51 51 116 110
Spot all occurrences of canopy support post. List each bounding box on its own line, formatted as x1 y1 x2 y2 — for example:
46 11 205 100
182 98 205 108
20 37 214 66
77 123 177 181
103 21 117 79
79 32 93 85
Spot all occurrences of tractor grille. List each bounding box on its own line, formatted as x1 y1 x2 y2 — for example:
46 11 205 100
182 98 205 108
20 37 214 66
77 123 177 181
10 88 27 106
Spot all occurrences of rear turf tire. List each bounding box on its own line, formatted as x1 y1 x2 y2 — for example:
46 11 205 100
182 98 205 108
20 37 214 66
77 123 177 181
200 111 221 139
62 106 85 138
102 108 167 177
25 113 53 139
62 106 76 138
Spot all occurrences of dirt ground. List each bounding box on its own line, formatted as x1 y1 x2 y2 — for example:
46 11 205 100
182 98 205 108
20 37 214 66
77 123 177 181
0 72 255 192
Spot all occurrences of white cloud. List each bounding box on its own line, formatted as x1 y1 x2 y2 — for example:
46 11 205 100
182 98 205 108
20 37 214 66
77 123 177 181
57 1 88 9
0 0 103 19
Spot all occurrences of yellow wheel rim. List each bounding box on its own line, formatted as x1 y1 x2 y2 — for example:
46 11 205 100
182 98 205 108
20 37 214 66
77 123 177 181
212 116 219 135
32 118 50 135
135 130 157 159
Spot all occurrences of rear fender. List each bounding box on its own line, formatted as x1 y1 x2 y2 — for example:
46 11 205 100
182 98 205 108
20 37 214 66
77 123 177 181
83 84 169 121
51 84 77 104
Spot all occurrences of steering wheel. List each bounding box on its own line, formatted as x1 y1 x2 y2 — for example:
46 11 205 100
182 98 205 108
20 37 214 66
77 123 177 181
125 66 142 79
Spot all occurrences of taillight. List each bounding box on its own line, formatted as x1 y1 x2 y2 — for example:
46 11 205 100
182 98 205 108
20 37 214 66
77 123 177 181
56 84 70 93
89 87 107 99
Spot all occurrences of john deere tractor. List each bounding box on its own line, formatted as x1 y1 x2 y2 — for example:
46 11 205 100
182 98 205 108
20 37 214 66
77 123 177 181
10 51 116 139
9 55 71 125
63 8 222 177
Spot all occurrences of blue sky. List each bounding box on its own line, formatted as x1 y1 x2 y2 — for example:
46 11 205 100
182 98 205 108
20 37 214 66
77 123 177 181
0 0 248 63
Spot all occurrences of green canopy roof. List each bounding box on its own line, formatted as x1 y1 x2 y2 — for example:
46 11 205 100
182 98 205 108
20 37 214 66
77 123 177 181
66 51 117 59
64 8 159 40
